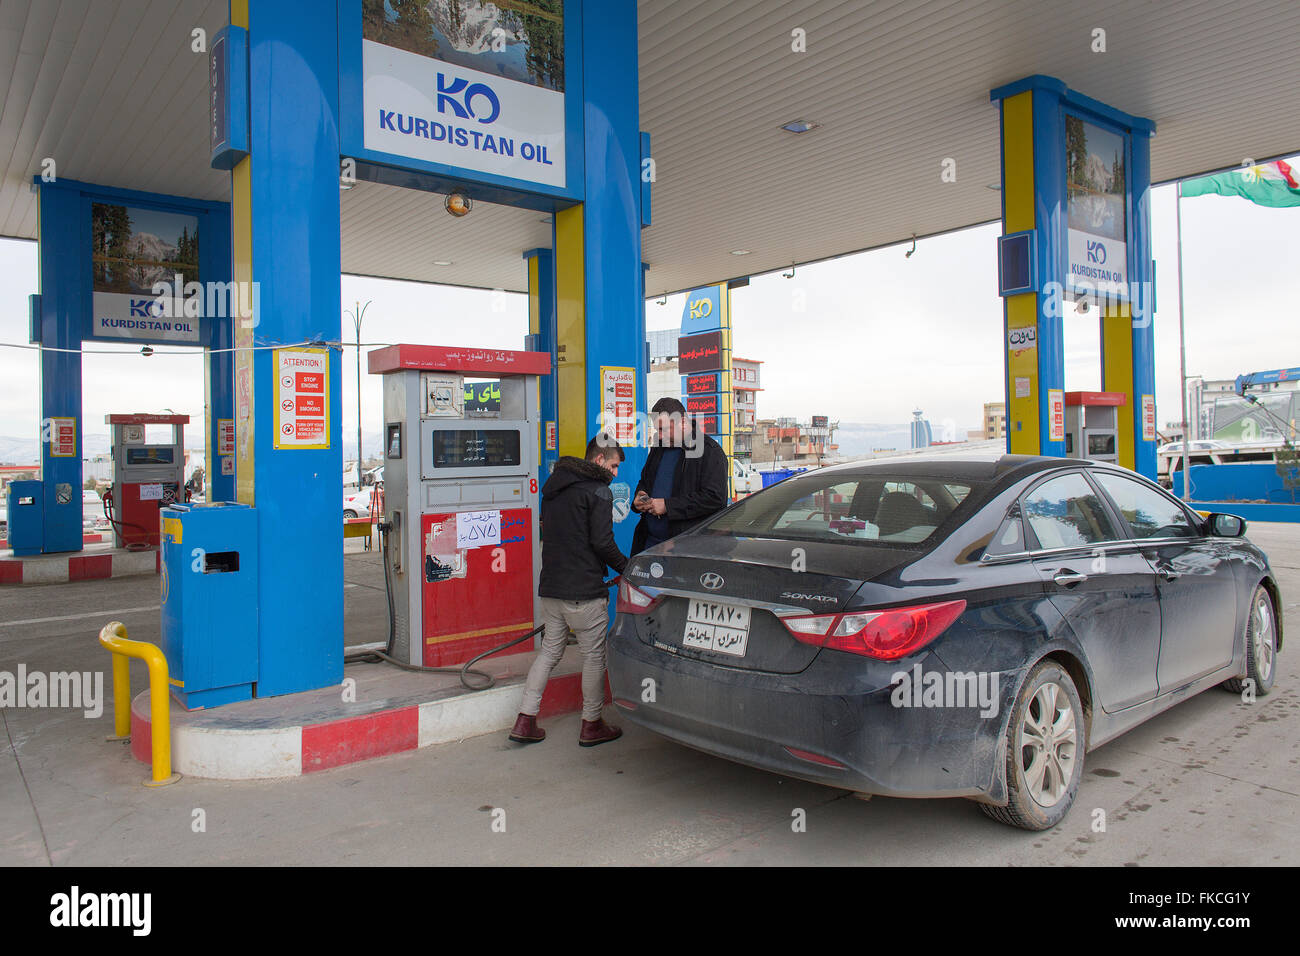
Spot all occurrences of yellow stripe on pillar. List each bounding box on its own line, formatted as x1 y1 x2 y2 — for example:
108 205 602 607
232 155 255 504
1101 305 1136 469
527 254 540 336
1001 91 1039 455
554 204 585 457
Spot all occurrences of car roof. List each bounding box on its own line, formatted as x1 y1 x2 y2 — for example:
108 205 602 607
806 453 1067 483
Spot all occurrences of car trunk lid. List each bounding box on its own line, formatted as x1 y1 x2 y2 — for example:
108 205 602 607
621 536 921 674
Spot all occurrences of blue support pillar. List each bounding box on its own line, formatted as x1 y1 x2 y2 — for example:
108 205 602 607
992 75 1156 472
1030 93 1068 459
235 0 343 696
579 0 646 560
36 184 86 553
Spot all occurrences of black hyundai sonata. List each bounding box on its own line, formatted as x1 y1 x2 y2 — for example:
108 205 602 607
607 455 1282 830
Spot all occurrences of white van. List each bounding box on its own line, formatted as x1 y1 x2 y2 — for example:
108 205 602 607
733 458 762 496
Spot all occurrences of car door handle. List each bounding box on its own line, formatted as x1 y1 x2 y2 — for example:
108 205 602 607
1053 571 1088 587
1156 566 1181 581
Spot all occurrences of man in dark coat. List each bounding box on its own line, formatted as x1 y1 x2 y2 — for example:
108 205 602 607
631 397 729 554
510 432 627 748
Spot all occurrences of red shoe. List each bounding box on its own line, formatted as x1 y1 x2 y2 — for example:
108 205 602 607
579 718 622 747
509 713 545 744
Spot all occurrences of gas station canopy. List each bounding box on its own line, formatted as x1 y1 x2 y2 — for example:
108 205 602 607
1 0 1297 295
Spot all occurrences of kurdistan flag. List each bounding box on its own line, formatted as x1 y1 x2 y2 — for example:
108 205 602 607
1182 159 1300 207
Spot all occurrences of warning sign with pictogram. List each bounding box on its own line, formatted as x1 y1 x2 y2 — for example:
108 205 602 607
273 348 330 450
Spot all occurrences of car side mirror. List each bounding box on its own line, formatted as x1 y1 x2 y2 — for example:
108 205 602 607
1207 513 1246 537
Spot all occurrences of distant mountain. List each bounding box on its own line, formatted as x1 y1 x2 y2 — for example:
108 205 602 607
1084 153 1113 191
1 427 387 466
831 421 979 459
0 433 113 465
431 3 521 55
125 232 178 262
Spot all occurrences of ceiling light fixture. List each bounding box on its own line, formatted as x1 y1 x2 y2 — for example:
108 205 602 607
445 192 472 217
779 120 819 134
433 260 454 266
730 249 752 256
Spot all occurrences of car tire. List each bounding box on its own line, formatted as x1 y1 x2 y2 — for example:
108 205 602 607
343 509 357 519
1221 583 1277 697
980 660 1086 831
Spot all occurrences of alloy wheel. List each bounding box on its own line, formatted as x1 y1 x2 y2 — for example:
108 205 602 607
1252 593 1275 684
1018 681 1078 808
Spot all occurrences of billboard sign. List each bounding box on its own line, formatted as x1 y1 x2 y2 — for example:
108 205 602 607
678 331 724 374
361 1 566 189
1065 114 1128 299
685 372 720 395
90 203 202 344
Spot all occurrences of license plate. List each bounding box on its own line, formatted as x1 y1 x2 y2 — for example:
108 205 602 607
683 599 751 657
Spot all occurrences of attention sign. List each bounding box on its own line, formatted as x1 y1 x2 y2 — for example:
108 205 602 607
274 348 330 450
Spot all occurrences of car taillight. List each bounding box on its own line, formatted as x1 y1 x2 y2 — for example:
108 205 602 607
781 599 966 660
780 614 837 637
616 579 659 615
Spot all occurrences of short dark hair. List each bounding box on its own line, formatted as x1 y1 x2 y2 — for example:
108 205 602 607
651 397 686 417
586 431 625 462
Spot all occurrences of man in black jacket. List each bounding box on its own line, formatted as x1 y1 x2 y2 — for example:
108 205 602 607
510 432 627 747
631 397 729 554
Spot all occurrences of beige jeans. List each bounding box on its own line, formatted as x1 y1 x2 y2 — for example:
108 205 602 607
520 596 610 722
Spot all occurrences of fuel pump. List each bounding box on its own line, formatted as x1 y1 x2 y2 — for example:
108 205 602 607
103 413 189 548
368 345 550 667
1063 392 1122 463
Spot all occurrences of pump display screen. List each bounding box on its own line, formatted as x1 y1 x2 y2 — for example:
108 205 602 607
126 447 175 465
1087 433 1116 456
430 429 522 469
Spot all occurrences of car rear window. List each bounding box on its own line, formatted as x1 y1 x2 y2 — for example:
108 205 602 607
699 472 983 547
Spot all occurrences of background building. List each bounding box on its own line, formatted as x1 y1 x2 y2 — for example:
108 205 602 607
752 418 839 466
910 409 933 449
731 357 762 460
982 401 1007 440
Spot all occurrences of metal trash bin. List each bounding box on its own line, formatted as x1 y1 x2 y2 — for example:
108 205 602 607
159 502 258 709
6 481 44 556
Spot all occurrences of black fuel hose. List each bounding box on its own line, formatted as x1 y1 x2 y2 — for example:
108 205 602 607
101 489 154 552
343 525 618 692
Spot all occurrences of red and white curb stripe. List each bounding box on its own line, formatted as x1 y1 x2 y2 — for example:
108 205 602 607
0 549 159 585
130 671 601 780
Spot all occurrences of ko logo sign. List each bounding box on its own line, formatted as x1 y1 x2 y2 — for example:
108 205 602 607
129 298 165 318
437 73 500 124
1086 240 1107 264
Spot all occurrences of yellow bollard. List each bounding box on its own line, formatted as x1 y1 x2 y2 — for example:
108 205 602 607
97 622 181 787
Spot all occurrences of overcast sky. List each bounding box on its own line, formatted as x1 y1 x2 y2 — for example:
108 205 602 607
1 163 1296 458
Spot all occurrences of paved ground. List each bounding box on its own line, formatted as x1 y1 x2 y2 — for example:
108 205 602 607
1 524 1296 866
